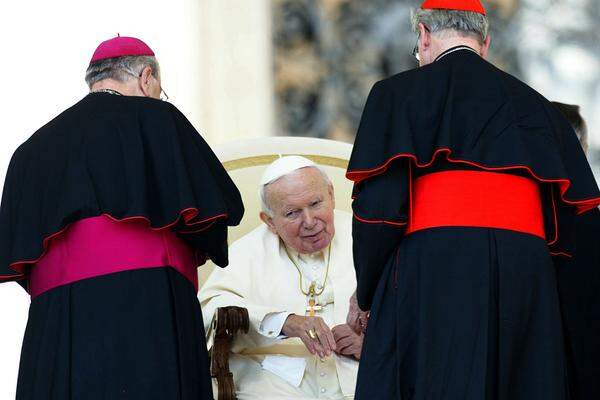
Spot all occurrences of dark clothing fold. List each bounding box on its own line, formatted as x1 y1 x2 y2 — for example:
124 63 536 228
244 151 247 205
17 267 214 400
356 228 568 400
556 208 600 399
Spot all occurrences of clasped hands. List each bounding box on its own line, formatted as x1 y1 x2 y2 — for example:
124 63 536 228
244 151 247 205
281 314 363 359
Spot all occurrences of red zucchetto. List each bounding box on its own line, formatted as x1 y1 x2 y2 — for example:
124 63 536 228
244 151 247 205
421 0 486 15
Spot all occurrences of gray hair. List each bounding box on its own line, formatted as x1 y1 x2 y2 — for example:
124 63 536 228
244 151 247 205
85 55 160 89
411 8 489 43
260 166 333 217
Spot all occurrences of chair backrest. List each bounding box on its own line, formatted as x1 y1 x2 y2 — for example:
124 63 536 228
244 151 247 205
198 136 354 287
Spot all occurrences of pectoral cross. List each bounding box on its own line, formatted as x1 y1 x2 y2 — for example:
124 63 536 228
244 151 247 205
306 282 323 317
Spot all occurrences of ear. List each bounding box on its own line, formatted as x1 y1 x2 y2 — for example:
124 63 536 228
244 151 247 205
328 184 335 210
480 36 491 59
260 211 278 234
418 23 431 50
139 66 154 97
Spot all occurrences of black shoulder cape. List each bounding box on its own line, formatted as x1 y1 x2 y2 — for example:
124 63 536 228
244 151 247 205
347 48 600 309
0 93 244 285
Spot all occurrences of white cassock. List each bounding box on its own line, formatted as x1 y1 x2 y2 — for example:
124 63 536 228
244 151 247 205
199 210 358 400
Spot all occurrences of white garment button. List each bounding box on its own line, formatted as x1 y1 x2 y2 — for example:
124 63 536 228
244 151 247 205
312 265 318 270
320 388 326 393
320 372 326 377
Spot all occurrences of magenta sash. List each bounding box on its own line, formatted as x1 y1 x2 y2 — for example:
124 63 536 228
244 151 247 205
29 215 199 298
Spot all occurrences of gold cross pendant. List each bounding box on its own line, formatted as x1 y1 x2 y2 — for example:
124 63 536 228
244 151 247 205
306 298 323 317
306 282 322 317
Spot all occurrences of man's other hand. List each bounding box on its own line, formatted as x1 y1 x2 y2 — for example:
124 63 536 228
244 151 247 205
346 291 369 334
332 324 363 360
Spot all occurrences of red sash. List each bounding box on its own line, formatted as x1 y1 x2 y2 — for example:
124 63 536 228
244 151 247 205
406 170 545 239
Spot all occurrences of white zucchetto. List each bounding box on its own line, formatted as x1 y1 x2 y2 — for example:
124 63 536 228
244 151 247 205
260 156 317 186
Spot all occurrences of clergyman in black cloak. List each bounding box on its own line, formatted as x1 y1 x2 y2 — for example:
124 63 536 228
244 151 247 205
347 2 600 399
0 36 244 399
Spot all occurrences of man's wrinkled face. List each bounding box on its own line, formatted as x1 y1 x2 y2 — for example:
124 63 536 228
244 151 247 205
260 167 335 254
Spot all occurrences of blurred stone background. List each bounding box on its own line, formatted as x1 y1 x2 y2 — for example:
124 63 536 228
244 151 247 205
272 0 600 176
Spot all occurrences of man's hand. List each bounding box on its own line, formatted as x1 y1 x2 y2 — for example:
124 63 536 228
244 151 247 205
332 324 363 360
281 314 337 358
346 291 369 334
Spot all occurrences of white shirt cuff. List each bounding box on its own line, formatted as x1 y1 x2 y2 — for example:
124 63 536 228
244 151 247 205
259 311 293 339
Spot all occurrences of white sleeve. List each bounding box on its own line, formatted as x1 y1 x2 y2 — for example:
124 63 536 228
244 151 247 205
259 311 294 339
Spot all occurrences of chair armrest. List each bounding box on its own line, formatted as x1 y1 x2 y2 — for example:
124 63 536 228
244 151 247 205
210 306 250 400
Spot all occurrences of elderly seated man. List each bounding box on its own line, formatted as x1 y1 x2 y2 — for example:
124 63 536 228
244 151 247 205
199 156 363 400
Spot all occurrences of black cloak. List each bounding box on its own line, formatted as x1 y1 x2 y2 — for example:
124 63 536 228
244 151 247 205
348 48 600 310
0 92 244 286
